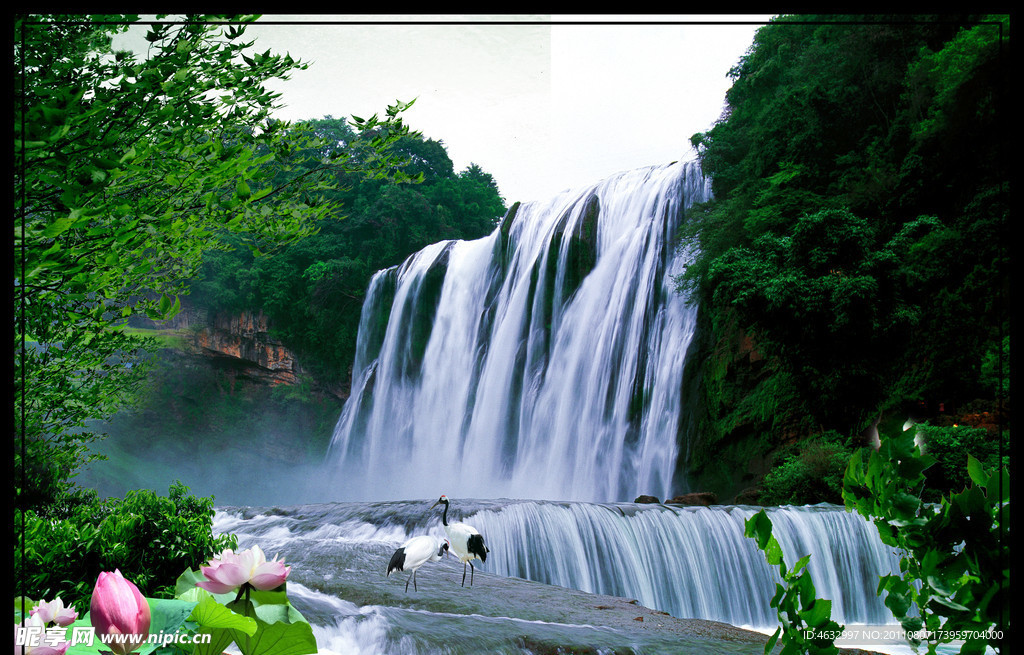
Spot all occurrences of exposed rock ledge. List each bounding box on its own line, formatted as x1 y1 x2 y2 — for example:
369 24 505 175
132 303 348 400
192 310 299 386
634 492 722 506
666 492 720 506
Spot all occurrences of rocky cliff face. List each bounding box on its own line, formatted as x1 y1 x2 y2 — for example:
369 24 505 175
192 310 300 386
130 301 347 400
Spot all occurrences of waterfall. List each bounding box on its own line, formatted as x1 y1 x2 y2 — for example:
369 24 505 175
216 499 902 631
327 161 711 503
467 501 900 627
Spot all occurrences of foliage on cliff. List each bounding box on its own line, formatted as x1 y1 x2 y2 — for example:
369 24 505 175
14 14 417 512
680 15 1009 479
190 121 508 382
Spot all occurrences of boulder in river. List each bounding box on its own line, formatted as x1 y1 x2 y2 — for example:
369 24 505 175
633 494 660 504
665 492 719 506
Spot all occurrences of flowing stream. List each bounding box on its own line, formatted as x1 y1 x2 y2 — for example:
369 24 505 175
215 499 906 654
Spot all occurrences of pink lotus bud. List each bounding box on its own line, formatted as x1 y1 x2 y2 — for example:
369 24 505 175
196 545 290 594
89 570 151 655
29 598 78 628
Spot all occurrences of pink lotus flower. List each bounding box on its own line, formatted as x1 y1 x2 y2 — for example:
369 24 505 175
15 613 69 655
29 598 78 627
197 545 290 594
89 570 151 655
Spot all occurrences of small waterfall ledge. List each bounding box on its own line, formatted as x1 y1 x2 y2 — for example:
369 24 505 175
216 499 900 630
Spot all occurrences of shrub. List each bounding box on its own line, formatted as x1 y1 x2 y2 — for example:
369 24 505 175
759 435 852 505
915 424 1009 502
14 482 236 612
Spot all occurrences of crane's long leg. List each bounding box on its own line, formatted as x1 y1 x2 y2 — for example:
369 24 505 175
405 572 413 592
461 562 467 587
470 562 475 586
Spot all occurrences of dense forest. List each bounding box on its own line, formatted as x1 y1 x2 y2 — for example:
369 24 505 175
76 122 509 502
679 14 1010 504
188 118 507 384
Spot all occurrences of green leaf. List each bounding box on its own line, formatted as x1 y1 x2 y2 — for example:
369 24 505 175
958 638 990 655
119 146 137 163
13 596 36 620
40 211 80 238
193 626 238 655
891 492 920 516
953 485 988 517
791 554 812 576
800 598 832 628
744 510 774 550
967 455 988 488
764 627 781 655
236 178 252 199
190 595 258 635
146 598 199 653
795 572 816 609
899 615 923 633
235 617 317 655
881 581 913 617
928 594 970 613
247 586 293 611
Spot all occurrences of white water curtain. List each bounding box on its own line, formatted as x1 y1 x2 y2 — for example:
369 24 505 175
328 162 711 503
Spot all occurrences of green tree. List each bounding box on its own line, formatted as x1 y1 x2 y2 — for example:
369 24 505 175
758 434 852 506
14 14 416 512
680 15 1008 482
704 208 939 434
15 482 237 611
189 128 506 383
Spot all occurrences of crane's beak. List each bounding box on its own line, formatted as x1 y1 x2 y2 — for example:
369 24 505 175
429 500 440 509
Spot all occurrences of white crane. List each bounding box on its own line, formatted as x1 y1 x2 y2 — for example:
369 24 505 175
386 535 449 592
430 494 489 587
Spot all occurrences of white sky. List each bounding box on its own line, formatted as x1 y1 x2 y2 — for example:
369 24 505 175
236 15 774 205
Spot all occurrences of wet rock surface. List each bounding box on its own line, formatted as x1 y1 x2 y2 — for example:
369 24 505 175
665 492 719 506
283 536 877 654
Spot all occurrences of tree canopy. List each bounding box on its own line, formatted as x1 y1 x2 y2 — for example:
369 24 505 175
681 15 1008 463
190 124 508 382
14 14 418 511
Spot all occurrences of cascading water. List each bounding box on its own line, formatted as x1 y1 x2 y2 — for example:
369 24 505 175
328 161 711 503
466 500 901 627
215 499 904 650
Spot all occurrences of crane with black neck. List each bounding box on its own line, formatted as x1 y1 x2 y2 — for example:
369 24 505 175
430 495 489 587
